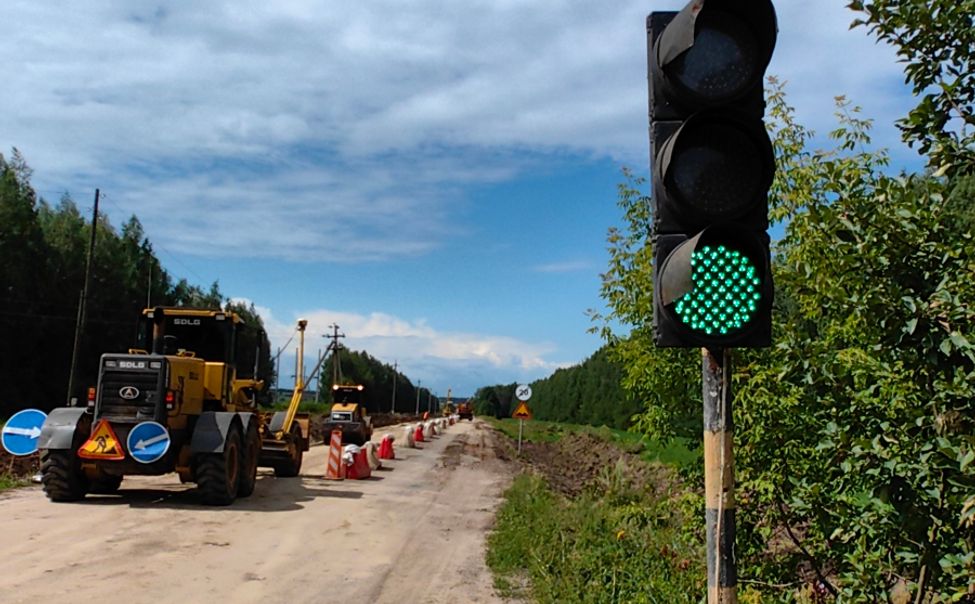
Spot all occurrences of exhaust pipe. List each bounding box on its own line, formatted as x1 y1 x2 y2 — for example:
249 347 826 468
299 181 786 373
151 306 166 354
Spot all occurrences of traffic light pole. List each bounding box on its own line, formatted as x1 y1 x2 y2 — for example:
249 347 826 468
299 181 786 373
703 347 737 604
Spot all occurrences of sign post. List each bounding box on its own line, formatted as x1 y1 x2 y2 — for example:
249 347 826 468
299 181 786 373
513 385 533 453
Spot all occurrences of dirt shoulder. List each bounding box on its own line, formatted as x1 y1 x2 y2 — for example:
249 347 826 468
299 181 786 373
518 431 674 499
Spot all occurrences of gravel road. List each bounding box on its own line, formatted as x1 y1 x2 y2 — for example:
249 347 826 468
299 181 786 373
0 419 511 604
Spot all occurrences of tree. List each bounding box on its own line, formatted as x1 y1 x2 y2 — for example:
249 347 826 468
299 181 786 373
596 80 975 599
588 169 701 442
523 346 637 430
849 0 975 176
0 149 53 410
0 149 273 417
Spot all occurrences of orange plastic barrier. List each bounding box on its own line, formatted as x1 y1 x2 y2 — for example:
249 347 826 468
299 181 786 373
346 448 371 479
379 434 396 460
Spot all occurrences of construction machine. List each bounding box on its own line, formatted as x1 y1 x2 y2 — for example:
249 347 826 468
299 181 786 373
441 388 455 417
38 307 313 506
321 384 373 446
456 401 474 421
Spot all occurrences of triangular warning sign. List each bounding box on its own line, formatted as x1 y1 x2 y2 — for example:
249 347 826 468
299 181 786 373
512 402 533 420
78 419 126 460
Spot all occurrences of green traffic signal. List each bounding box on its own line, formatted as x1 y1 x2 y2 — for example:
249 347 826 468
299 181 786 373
648 0 777 348
672 244 762 335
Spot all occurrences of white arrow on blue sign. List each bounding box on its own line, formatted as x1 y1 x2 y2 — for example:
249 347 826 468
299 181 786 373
126 421 171 464
1 409 48 456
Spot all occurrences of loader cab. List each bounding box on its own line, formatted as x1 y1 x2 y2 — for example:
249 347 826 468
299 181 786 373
136 308 237 365
135 308 264 376
331 385 367 420
332 384 365 405
133 307 268 407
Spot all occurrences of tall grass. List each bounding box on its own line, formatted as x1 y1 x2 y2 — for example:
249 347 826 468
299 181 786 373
485 418 707 601
487 471 705 603
0 474 29 491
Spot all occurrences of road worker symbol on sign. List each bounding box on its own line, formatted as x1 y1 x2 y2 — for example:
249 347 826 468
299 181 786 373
78 419 126 460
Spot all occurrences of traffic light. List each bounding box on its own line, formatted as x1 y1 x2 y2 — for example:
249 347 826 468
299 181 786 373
648 0 777 348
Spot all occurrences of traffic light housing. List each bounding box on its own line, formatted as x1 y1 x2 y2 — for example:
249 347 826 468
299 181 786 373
648 0 777 348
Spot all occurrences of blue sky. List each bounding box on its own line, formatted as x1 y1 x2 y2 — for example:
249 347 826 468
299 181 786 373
1 1 923 396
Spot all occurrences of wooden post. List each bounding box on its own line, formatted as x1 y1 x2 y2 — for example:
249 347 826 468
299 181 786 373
66 188 99 406
703 347 736 604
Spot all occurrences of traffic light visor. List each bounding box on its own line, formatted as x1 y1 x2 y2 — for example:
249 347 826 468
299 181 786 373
655 0 777 107
657 111 774 221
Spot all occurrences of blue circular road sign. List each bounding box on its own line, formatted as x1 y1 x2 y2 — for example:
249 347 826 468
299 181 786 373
1 409 48 456
126 421 171 464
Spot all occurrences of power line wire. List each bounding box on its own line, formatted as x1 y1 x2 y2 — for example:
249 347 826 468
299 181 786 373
99 192 214 287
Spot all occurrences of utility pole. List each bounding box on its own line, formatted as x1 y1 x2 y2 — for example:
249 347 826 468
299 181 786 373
314 349 323 404
415 380 421 414
66 188 99 406
391 361 397 413
273 346 280 403
322 323 345 387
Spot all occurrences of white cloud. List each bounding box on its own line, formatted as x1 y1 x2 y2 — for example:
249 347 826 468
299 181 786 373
250 304 562 394
1 0 919 262
3 0 920 395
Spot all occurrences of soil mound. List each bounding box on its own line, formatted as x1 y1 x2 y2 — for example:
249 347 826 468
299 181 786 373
519 432 670 498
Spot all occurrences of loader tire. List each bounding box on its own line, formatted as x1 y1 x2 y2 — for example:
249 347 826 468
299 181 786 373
40 450 89 502
273 423 303 478
237 421 260 498
89 475 123 494
196 426 241 506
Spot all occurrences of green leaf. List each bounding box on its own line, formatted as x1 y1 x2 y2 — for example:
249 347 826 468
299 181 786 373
961 450 975 472
949 332 970 349
905 318 918 335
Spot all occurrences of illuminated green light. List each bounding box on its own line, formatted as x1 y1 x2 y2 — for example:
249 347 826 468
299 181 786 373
673 244 762 335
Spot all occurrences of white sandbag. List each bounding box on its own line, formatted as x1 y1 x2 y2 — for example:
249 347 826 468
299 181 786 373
342 444 360 466
365 441 382 470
